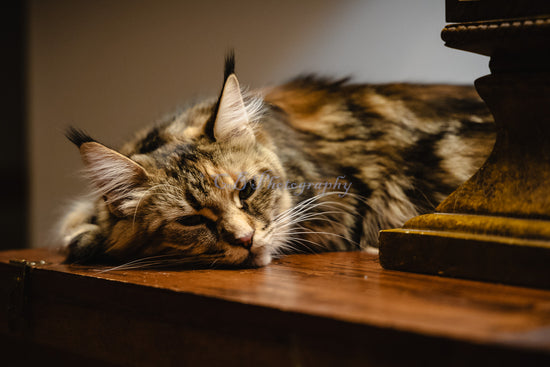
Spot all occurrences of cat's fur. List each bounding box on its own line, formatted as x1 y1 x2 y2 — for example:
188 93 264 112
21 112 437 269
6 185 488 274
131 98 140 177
60 53 495 268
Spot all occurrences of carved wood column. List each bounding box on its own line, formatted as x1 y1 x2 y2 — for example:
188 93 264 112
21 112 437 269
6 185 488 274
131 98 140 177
379 1 550 288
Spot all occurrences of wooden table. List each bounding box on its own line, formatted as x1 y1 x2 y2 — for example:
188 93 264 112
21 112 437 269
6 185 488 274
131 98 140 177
1 249 550 366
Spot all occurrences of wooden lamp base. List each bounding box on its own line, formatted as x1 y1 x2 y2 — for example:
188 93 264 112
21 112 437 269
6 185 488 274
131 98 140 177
379 13 550 289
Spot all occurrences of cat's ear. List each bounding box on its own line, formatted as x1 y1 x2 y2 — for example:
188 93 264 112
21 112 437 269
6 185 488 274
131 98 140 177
212 73 255 144
66 128 148 216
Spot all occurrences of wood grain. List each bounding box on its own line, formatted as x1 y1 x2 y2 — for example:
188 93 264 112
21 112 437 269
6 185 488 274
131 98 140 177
1 248 550 366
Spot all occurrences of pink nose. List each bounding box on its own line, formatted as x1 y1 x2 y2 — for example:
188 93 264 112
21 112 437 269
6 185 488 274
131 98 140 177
233 232 254 250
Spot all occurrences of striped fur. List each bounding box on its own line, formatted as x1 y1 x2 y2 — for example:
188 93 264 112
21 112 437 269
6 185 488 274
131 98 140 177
59 56 495 268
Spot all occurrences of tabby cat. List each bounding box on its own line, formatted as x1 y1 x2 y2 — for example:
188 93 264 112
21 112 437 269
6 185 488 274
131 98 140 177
60 53 495 269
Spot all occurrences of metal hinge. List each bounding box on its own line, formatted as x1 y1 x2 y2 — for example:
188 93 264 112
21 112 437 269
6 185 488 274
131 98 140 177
7 259 46 336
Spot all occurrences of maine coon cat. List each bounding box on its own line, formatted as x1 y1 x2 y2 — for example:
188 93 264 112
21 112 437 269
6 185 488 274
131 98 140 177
60 53 495 268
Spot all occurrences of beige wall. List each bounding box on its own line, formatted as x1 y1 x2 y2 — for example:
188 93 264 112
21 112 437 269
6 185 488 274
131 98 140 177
29 0 489 248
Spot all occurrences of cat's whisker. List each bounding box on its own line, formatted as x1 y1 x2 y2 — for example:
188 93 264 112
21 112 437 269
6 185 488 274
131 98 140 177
272 192 340 221
277 208 350 223
95 254 178 273
275 203 350 223
273 213 348 234
273 227 359 248
272 202 354 229
272 195 356 224
265 193 357 251
272 207 346 231
95 252 225 273
277 236 326 253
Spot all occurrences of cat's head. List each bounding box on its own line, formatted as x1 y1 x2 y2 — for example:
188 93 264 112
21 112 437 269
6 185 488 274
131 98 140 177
66 54 292 267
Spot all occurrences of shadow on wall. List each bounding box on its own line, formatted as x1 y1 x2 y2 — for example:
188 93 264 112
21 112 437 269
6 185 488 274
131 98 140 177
1 1 26 250
29 0 488 248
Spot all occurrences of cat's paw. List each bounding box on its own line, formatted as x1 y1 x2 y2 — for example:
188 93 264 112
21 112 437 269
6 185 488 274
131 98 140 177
63 224 104 264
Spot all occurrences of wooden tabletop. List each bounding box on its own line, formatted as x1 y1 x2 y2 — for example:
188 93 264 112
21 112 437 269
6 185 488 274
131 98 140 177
1 248 550 366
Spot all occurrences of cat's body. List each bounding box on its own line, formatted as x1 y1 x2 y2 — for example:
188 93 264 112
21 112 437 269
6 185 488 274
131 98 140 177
60 55 495 268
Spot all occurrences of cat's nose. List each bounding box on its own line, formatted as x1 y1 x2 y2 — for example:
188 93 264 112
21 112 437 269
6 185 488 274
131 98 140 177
235 231 254 250
228 231 254 250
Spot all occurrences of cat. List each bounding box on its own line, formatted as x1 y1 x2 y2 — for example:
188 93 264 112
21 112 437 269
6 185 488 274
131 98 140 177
59 52 495 269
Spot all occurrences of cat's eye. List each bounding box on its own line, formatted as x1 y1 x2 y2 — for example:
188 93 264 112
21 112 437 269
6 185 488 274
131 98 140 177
176 215 205 226
239 179 256 201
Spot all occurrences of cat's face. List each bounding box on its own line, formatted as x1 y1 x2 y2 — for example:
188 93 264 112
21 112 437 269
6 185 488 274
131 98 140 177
124 138 292 267
71 69 293 267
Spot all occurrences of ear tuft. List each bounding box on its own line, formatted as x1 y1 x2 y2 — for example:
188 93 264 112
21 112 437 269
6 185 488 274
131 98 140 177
66 127 96 148
224 50 235 82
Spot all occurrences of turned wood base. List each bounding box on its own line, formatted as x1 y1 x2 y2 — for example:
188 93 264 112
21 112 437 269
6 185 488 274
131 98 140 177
380 214 550 288
379 14 550 289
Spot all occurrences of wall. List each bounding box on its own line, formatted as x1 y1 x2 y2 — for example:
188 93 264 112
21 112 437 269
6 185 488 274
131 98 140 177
29 0 489 247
